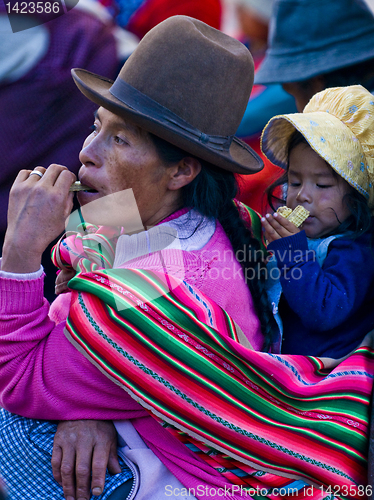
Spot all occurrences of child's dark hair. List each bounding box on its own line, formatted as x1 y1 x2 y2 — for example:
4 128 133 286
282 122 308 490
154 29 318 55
149 132 278 351
266 130 373 239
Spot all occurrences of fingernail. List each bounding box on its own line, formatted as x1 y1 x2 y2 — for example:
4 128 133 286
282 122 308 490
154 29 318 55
66 497 75 500
265 213 270 218
261 217 265 222
92 488 102 496
273 212 278 217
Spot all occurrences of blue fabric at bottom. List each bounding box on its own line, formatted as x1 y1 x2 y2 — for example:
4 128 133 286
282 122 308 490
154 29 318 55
0 408 133 500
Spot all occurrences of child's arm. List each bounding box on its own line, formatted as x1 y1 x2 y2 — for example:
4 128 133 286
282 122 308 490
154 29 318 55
267 230 374 332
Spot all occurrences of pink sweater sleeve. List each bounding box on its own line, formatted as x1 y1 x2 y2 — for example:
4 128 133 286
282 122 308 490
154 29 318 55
0 275 147 420
0 276 234 493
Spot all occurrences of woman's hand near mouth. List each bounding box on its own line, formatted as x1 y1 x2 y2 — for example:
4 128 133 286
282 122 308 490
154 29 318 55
2 164 76 274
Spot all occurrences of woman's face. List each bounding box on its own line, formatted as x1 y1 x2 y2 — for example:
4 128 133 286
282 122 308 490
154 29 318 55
286 142 351 238
78 107 180 227
282 77 325 112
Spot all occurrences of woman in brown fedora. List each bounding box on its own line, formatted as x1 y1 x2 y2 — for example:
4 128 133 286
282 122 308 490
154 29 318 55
0 15 278 500
0 15 372 500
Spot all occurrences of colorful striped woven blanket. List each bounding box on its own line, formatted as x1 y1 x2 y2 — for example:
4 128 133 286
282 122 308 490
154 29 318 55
63 264 374 499
54 204 374 499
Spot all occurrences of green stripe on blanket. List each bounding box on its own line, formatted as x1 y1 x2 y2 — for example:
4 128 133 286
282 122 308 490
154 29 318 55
65 267 374 497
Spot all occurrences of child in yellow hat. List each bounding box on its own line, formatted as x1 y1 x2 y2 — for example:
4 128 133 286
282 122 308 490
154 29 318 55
260 85 374 358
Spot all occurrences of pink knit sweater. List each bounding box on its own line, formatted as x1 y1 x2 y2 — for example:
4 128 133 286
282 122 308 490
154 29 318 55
0 218 262 497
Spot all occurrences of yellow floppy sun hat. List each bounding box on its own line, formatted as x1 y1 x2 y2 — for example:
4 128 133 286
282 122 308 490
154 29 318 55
261 85 374 208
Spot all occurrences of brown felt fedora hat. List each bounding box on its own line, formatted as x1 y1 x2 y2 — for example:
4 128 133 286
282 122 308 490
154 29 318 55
71 15 263 174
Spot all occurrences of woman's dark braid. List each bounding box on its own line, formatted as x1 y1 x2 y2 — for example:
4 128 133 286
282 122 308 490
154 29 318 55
218 199 278 351
149 133 277 350
181 163 277 350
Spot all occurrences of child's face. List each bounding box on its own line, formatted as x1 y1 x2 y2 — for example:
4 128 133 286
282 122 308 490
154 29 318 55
286 142 351 238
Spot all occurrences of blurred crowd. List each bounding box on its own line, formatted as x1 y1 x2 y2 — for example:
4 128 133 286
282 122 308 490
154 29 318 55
2 0 374 497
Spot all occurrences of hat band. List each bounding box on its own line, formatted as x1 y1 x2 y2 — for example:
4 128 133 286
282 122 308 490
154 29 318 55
109 78 234 152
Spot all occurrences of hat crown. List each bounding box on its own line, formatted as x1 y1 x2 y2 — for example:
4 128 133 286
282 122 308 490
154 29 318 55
255 0 374 84
120 16 254 136
269 0 374 54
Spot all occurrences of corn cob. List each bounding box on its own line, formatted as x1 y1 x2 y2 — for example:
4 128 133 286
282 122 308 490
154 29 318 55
277 205 310 227
69 181 94 192
276 206 292 218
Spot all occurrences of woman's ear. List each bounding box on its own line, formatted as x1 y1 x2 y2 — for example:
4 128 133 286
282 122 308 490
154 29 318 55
167 157 202 190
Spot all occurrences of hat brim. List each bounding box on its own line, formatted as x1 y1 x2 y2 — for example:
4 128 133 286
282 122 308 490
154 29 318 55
255 32 374 85
72 69 264 175
261 112 370 200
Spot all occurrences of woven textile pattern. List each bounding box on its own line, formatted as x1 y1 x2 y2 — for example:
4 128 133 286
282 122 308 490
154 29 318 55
64 263 374 499
49 202 374 499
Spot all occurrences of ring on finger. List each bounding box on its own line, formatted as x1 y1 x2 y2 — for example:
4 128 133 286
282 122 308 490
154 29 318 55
29 170 44 179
